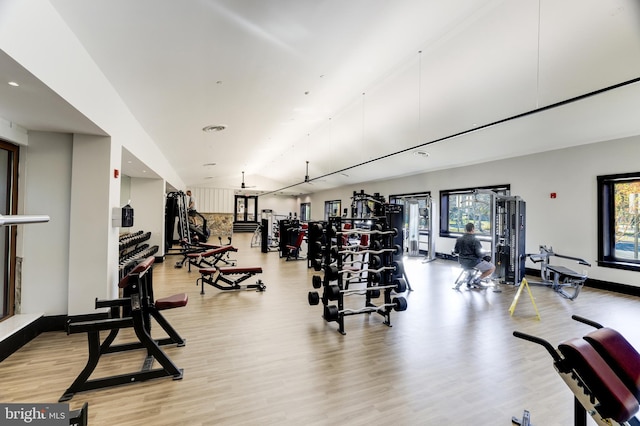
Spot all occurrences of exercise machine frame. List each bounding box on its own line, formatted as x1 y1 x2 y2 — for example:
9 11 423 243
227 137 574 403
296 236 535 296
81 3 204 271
526 245 591 300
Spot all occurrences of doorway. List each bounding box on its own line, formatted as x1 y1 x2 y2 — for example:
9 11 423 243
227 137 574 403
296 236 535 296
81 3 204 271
234 195 258 223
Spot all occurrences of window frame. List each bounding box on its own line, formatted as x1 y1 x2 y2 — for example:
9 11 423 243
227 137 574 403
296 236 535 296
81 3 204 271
597 172 640 272
324 200 341 221
300 202 310 222
0 140 19 321
439 184 510 240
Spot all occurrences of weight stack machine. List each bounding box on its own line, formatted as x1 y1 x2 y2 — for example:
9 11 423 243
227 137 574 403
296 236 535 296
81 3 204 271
494 195 526 285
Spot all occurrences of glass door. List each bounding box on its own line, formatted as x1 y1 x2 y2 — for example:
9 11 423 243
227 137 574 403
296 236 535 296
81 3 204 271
234 195 258 223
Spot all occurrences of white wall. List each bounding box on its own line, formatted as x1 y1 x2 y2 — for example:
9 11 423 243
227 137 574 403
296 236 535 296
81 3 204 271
20 132 72 315
258 195 298 219
120 175 131 207
307 136 640 287
190 187 234 213
129 178 165 255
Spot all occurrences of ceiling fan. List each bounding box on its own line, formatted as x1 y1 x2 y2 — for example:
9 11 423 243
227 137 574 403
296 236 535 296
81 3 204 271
304 161 326 184
239 171 256 189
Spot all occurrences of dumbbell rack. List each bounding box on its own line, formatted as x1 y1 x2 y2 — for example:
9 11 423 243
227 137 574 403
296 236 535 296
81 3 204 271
307 215 408 335
119 231 158 279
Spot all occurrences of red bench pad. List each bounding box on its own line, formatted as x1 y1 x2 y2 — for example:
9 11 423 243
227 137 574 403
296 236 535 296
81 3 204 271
155 293 188 310
118 256 155 288
186 246 237 258
558 338 639 422
584 327 640 400
218 266 262 275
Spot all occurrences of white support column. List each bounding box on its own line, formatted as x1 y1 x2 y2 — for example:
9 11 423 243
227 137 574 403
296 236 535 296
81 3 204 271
67 134 120 315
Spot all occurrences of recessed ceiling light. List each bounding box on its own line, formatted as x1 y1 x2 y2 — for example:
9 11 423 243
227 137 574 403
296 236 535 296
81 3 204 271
413 150 430 158
202 125 226 133
8 81 19 87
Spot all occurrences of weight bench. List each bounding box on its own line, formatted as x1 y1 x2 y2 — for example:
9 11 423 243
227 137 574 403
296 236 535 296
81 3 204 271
186 245 237 272
513 316 640 425
545 264 588 300
197 266 266 294
527 245 591 300
60 257 185 401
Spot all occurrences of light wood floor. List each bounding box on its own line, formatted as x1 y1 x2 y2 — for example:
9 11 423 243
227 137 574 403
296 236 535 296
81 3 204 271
1 232 639 425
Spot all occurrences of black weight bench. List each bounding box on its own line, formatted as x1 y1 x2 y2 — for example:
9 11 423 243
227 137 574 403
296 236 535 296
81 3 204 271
60 257 185 401
197 266 266 294
545 264 588 300
186 245 237 272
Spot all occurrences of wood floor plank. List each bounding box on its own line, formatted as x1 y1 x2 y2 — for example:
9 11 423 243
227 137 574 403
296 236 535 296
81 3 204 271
1 232 639 425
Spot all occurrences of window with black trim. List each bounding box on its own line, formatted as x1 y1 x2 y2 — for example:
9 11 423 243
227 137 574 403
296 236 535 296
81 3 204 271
324 200 341 221
439 184 510 239
300 202 310 222
597 172 640 271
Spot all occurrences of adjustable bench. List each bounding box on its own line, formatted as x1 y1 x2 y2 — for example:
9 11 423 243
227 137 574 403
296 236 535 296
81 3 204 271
545 264 588 300
186 245 237 272
197 266 266 294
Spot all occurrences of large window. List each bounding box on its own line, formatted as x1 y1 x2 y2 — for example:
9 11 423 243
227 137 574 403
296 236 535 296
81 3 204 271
300 202 310 222
598 172 640 271
439 184 510 239
324 200 341 221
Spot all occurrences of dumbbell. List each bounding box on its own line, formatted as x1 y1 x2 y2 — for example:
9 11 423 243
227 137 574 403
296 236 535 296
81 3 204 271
325 278 407 300
310 258 324 271
311 275 323 289
390 261 405 279
322 296 408 322
308 291 320 305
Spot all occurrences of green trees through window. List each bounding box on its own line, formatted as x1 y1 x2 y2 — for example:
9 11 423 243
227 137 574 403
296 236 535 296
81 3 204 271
598 172 640 270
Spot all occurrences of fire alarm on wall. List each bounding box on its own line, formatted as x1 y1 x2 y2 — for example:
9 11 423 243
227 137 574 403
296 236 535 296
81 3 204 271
550 192 557 199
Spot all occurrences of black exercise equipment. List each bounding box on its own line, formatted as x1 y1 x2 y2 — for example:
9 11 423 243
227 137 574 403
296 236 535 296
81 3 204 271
60 257 185 401
307 202 409 335
197 266 266 294
513 316 640 426
69 402 89 426
184 244 237 272
526 245 591 300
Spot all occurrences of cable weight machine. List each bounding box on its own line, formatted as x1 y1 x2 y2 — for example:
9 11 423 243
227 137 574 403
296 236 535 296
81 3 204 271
475 189 526 285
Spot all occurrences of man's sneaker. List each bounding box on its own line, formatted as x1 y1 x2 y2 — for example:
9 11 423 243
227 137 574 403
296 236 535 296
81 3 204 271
470 278 483 288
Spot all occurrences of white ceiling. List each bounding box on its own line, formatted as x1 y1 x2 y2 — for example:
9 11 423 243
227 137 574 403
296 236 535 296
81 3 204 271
2 0 640 195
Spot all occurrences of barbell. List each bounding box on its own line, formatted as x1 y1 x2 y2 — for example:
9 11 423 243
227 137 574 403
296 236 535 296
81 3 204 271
323 297 408 321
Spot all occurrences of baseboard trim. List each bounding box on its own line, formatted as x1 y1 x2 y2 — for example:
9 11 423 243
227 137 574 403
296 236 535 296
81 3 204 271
0 312 109 362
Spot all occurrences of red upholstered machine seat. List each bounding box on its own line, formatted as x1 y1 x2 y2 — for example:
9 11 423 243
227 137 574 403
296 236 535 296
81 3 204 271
584 327 640 400
118 256 155 288
155 293 188 310
558 338 639 422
